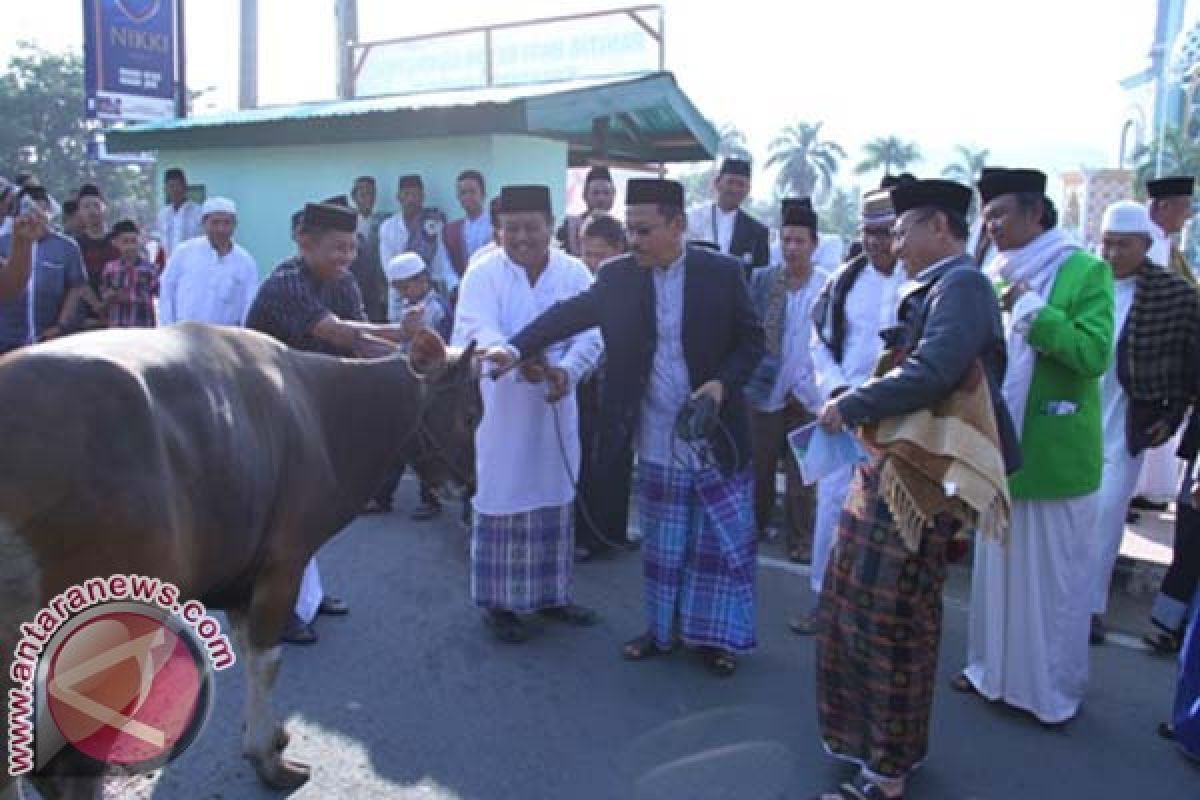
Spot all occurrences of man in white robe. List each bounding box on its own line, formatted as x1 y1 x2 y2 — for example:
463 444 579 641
1091 202 1200 643
451 184 603 643
961 168 1114 725
686 157 770 281
793 188 906 634
159 197 259 326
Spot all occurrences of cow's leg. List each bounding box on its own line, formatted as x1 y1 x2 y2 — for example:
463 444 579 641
228 573 312 790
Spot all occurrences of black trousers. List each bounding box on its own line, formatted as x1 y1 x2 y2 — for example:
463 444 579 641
1160 496 1200 630
374 458 438 507
575 374 633 553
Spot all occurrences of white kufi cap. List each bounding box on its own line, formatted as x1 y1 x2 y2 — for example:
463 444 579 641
1101 200 1155 237
201 196 237 217
386 252 427 282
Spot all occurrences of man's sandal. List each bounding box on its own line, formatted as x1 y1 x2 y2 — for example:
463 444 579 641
538 604 598 626
949 672 978 694
1144 630 1181 655
622 632 674 661
704 648 737 678
814 781 903 800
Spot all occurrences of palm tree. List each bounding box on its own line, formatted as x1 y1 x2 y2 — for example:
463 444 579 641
820 187 861 241
1132 127 1200 193
855 136 921 177
941 145 991 184
766 121 846 202
715 124 752 162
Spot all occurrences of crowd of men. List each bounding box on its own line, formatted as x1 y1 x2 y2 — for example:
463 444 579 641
1 155 1199 800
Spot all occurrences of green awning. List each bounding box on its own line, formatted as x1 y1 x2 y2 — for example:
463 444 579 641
105 72 717 165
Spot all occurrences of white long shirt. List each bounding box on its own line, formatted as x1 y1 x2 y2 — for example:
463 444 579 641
451 247 603 516
159 237 259 326
762 269 827 413
155 201 203 257
1149 220 1172 269
379 213 456 292
811 262 906 402
686 203 737 253
1100 276 1137 441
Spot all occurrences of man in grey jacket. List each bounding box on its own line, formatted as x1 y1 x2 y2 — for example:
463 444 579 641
810 179 1019 800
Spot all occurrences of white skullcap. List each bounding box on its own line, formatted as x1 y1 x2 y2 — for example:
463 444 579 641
1101 201 1155 237
201 196 236 218
386 252 427 282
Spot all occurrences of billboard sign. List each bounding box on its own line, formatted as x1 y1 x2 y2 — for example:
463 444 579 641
83 0 178 122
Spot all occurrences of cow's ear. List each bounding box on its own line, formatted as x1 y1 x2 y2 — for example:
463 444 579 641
409 329 447 375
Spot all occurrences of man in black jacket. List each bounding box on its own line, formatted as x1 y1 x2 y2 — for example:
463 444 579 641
486 178 765 677
686 158 770 281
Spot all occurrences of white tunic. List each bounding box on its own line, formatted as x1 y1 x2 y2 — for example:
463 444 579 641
158 237 259 326
1090 277 1142 615
155 201 203 257
761 270 827 414
808 262 905 592
686 203 737 253
451 248 603 516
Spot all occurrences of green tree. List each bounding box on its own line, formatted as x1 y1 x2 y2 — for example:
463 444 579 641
766 121 845 202
677 123 754 207
0 43 154 225
820 187 861 241
855 136 922 178
1132 127 1200 195
941 145 991 184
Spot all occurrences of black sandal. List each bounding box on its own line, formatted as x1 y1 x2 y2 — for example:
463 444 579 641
1144 630 1181 655
622 632 673 661
1158 722 1176 741
789 611 819 636
539 604 598 626
813 781 903 800
486 611 530 644
704 648 737 678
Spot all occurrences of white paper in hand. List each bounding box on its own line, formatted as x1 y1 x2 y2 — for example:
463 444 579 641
788 422 868 485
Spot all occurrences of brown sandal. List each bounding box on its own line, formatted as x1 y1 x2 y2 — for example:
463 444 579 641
704 647 737 678
949 672 977 694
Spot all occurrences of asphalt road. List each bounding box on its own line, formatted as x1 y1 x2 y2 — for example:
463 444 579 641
68 479 1199 800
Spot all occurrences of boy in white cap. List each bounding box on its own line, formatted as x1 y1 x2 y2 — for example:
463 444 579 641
365 252 454 518
160 196 259 326
1088 201 1200 643
384 251 452 344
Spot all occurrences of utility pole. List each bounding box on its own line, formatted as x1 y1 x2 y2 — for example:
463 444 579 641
336 0 359 100
175 0 188 117
239 0 259 110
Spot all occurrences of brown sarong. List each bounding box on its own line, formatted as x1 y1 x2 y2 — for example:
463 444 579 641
816 462 958 778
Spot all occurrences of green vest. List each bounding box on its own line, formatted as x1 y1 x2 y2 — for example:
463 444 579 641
1006 250 1114 500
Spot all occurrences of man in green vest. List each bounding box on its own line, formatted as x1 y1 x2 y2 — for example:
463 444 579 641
957 168 1114 726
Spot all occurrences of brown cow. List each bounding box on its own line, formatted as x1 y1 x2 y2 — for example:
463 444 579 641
0 323 478 798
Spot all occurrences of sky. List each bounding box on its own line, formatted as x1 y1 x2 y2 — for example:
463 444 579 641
1 0 1174 199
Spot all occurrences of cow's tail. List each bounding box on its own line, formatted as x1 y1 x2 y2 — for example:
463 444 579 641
0 518 39 798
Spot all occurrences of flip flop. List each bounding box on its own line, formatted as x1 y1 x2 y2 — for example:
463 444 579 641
538 604 598 627
622 632 673 661
949 672 978 694
486 611 531 644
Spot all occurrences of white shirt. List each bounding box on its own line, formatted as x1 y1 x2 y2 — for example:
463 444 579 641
686 203 737 253
159 237 259 326
452 247 603 515
812 262 906 402
379 212 457 292
1149 220 1172 269
1101 276 1137 441
763 269 827 413
155 201 203 257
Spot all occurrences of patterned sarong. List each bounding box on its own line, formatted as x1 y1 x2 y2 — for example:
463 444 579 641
470 504 573 612
637 461 757 653
816 463 957 778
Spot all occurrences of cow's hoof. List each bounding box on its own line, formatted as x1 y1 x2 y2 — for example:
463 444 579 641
251 753 311 790
241 725 291 756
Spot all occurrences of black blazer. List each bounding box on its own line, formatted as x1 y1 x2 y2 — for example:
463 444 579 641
730 209 771 281
509 246 765 475
836 254 1022 474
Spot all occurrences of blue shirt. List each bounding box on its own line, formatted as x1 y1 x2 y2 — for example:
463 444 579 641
0 232 86 354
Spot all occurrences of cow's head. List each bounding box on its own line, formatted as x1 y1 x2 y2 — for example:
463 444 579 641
404 330 482 499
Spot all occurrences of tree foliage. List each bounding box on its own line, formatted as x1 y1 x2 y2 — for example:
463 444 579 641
1131 127 1200 195
0 43 153 224
766 121 845 202
941 145 991 184
855 136 922 177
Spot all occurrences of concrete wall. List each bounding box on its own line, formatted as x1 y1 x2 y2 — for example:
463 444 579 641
155 134 568 274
